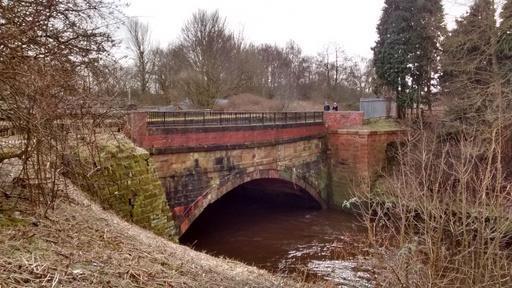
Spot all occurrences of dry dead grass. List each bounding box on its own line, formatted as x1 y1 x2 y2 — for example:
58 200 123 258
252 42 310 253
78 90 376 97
351 125 512 287
216 94 323 112
0 176 309 288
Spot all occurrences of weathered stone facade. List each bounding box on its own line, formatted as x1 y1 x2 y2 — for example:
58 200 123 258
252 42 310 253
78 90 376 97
152 137 328 234
67 135 177 240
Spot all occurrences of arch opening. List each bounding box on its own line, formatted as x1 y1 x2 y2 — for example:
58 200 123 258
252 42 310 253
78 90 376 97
179 178 323 244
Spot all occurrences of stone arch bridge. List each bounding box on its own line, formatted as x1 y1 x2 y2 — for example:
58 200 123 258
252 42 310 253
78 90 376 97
126 111 403 236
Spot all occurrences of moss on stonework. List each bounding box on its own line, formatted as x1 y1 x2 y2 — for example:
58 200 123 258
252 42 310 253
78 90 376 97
67 134 178 242
330 176 352 209
278 157 330 203
317 165 330 200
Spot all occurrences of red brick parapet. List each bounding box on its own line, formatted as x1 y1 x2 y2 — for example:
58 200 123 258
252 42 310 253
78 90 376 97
125 112 148 147
125 111 369 152
326 127 406 207
124 112 329 152
144 124 326 152
323 111 364 131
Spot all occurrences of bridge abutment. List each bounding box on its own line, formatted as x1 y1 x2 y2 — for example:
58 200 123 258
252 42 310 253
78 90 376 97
66 135 178 240
321 112 405 208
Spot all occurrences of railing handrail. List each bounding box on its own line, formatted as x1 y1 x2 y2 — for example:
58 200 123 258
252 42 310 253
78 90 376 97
145 111 324 128
138 109 324 113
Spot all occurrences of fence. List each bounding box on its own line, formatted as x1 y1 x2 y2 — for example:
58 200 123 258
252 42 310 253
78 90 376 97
146 111 324 128
360 98 393 119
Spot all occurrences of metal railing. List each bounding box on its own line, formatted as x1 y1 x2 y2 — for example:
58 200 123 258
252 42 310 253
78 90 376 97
146 111 324 128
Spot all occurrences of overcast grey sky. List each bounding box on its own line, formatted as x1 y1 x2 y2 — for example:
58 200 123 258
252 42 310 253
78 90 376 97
124 0 473 58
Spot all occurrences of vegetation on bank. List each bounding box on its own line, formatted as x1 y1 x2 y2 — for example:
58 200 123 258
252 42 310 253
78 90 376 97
319 0 512 286
350 1 512 286
0 171 310 287
350 123 512 287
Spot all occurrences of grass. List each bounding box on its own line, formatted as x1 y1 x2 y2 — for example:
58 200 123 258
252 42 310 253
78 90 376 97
0 214 29 228
0 177 312 287
363 119 401 131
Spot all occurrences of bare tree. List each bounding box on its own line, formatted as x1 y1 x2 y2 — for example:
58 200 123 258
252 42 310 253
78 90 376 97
152 47 173 96
178 10 249 108
0 0 121 209
126 18 153 95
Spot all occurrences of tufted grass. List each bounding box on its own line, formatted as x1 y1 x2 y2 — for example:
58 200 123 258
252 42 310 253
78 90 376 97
0 172 317 287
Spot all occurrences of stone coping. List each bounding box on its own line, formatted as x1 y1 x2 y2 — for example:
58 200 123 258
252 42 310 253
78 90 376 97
329 127 407 135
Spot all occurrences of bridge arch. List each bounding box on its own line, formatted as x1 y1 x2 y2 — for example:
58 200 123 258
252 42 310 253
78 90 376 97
176 168 326 235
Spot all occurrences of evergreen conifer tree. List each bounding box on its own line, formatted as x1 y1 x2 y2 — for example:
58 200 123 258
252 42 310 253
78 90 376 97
498 0 512 85
373 0 413 118
410 0 446 113
442 0 497 123
374 0 445 118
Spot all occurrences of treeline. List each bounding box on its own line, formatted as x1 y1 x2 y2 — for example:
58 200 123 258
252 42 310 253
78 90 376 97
374 0 512 120
125 10 374 109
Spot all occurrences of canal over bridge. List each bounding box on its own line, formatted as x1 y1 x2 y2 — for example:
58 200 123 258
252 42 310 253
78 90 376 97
126 110 403 236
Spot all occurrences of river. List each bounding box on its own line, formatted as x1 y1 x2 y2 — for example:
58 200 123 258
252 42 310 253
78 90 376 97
180 184 375 287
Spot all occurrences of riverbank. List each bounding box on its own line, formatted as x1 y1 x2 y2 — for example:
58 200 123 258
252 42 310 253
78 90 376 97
180 185 376 287
0 177 314 287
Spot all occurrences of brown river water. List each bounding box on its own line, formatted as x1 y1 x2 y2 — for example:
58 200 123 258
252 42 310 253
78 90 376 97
180 181 375 287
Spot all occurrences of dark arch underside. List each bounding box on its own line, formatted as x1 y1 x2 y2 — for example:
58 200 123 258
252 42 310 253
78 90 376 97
180 178 323 240
234 178 323 209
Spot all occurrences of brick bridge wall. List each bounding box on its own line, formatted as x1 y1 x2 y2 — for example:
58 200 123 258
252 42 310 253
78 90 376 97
126 111 403 236
327 129 404 206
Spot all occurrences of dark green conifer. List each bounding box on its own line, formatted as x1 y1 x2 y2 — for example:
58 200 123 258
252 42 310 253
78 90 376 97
410 0 446 113
498 0 512 84
373 0 414 118
373 0 445 118
442 0 497 123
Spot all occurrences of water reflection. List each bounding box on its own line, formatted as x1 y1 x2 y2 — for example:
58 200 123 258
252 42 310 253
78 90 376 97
180 180 373 286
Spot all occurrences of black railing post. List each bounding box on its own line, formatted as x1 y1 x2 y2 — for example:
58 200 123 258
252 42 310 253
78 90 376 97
163 112 166 127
